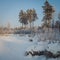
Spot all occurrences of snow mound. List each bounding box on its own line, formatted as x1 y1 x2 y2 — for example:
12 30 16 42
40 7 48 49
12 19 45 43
26 40 60 56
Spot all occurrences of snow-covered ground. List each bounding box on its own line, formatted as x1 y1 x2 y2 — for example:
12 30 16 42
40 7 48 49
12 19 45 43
0 34 60 60
26 40 60 55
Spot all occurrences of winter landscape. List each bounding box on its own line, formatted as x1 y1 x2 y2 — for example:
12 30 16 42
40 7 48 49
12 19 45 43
0 0 60 60
0 33 60 60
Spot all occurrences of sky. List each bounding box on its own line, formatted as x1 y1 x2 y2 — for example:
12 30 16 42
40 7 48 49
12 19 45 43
0 0 60 28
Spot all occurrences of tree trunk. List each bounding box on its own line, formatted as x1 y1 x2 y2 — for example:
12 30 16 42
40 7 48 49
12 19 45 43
30 22 31 29
22 23 23 29
32 22 34 28
25 25 27 29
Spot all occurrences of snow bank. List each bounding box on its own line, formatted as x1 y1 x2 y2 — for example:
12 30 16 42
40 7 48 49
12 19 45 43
26 40 60 56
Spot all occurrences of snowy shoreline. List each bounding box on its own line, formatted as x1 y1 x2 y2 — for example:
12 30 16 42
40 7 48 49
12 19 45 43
25 40 60 58
0 33 60 60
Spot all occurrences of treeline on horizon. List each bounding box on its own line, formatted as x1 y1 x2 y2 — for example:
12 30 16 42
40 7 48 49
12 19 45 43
19 9 60 30
0 1 60 31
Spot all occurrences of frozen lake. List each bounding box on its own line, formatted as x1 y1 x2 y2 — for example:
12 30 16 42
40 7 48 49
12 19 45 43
0 34 60 60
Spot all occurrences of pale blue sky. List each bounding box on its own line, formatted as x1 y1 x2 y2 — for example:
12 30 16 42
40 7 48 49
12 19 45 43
0 0 60 27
